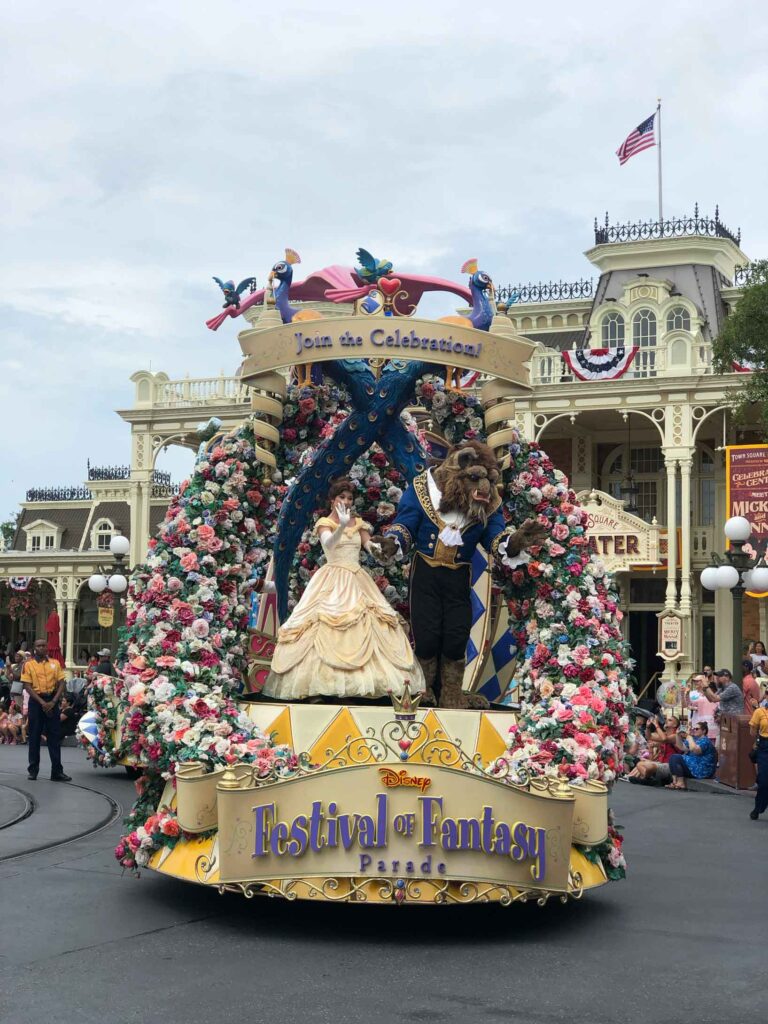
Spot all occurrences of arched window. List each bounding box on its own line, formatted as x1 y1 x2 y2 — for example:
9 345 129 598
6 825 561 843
601 312 625 346
666 306 691 332
633 309 657 346
93 519 113 551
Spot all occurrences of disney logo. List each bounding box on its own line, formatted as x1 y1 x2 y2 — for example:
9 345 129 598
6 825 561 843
378 768 431 793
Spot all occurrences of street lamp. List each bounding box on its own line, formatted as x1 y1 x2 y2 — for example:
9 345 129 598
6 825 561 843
701 516 768 683
88 533 132 597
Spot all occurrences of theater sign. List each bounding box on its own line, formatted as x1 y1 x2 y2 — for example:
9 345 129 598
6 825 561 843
575 490 661 572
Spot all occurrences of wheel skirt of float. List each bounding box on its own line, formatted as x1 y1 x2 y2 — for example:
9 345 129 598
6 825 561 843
148 703 609 906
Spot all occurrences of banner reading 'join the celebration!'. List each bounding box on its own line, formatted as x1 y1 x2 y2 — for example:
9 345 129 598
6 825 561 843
726 445 768 560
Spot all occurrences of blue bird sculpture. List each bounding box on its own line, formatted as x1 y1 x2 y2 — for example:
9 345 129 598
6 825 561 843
213 276 257 310
355 248 394 284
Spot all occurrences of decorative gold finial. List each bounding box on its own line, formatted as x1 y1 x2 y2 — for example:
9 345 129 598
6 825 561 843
389 679 422 720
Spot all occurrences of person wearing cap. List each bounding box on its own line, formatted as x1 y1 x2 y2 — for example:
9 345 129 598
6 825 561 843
94 648 114 677
21 638 70 782
703 669 744 718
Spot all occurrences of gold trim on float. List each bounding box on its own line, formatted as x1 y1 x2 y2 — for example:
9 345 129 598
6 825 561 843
212 873 587 906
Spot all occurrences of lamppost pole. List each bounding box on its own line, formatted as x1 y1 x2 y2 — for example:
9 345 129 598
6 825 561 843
88 534 132 646
702 517 768 682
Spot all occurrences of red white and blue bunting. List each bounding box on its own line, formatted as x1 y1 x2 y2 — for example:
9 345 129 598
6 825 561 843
8 577 32 591
562 346 639 381
732 359 758 373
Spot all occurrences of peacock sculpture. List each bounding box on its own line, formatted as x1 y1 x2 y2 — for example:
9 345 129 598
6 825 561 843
438 259 495 388
268 249 324 385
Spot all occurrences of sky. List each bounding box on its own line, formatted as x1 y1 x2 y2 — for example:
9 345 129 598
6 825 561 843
1 1 767 516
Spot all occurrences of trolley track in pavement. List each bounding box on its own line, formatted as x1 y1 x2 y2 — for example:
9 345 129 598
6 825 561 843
0 769 124 863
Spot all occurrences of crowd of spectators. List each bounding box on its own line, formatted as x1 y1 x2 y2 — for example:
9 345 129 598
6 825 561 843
628 643 768 818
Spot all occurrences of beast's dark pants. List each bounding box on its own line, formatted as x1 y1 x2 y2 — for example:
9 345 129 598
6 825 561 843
410 556 472 662
28 695 63 777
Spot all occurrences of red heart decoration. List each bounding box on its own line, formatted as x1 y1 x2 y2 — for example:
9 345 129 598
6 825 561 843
398 738 412 751
379 277 401 297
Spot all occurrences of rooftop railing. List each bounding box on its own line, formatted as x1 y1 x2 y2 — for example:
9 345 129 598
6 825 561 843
594 204 741 246
25 486 92 502
495 279 594 304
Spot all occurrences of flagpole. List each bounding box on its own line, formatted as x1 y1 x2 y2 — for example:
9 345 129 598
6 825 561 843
657 98 663 225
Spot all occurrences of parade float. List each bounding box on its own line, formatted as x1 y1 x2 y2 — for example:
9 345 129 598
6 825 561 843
81 249 632 906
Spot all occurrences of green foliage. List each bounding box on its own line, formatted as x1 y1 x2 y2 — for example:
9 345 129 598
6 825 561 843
713 260 768 431
0 512 19 550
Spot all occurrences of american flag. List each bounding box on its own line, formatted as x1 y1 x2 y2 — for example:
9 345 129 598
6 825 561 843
616 113 656 165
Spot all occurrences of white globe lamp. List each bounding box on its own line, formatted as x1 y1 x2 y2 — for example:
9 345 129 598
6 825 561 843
724 516 752 543
88 573 108 594
742 569 755 591
109 534 130 558
700 566 720 591
715 564 739 590
749 566 768 593
108 574 128 594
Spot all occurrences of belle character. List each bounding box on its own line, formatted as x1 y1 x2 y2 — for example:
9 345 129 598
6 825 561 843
263 478 424 700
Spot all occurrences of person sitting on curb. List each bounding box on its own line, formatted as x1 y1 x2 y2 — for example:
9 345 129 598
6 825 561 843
748 702 768 820
627 715 680 785
666 722 717 790
703 669 744 720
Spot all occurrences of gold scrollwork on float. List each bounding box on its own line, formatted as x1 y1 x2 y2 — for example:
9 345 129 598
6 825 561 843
212 874 589 907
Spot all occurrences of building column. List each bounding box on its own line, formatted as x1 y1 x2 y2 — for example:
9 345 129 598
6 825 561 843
665 455 678 610
679 455 693 615
677 454 695 678
65 598 76 672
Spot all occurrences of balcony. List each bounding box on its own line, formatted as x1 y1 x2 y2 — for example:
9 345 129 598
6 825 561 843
151 375 254 409
529 341 716 386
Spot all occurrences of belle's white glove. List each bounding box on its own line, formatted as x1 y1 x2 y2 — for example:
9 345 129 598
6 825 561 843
334 501 352 528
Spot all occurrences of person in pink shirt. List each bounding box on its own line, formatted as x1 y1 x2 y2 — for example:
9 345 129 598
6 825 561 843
687 673 720 743
742 659 761 715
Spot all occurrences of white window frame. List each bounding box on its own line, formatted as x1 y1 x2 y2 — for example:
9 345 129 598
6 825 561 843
92 518 115 551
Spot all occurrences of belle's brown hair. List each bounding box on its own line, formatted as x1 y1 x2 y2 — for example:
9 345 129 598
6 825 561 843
325 477 355 513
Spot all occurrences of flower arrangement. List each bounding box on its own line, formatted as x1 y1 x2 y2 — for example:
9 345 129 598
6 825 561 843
80 424 296 870
414 374 487 445
6 579 38 621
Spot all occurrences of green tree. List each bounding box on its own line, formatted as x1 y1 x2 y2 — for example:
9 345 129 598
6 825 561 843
0 512 19 550
713 259 768 430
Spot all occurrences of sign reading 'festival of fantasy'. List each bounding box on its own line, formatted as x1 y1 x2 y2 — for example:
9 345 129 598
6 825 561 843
726 444 768 557
212 764 576 893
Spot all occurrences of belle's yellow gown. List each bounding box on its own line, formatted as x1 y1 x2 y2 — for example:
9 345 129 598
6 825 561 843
263 517 424 700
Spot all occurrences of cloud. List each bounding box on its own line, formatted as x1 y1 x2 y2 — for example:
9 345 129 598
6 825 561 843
1 0 767 514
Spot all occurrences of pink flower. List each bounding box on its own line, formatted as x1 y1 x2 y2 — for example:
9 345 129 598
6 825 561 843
180 552 199 572
552 523 570 541
191 618 210 638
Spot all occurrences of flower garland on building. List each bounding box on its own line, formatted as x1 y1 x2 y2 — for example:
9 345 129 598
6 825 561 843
5 579 38 621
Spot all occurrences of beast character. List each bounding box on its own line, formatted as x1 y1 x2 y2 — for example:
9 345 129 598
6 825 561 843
372 440 546 709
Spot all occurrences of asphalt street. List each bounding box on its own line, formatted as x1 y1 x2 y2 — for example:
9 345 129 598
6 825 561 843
0 743 766 1024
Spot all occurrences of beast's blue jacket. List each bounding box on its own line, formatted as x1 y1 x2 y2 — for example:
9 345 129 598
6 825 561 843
384 471 510 569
